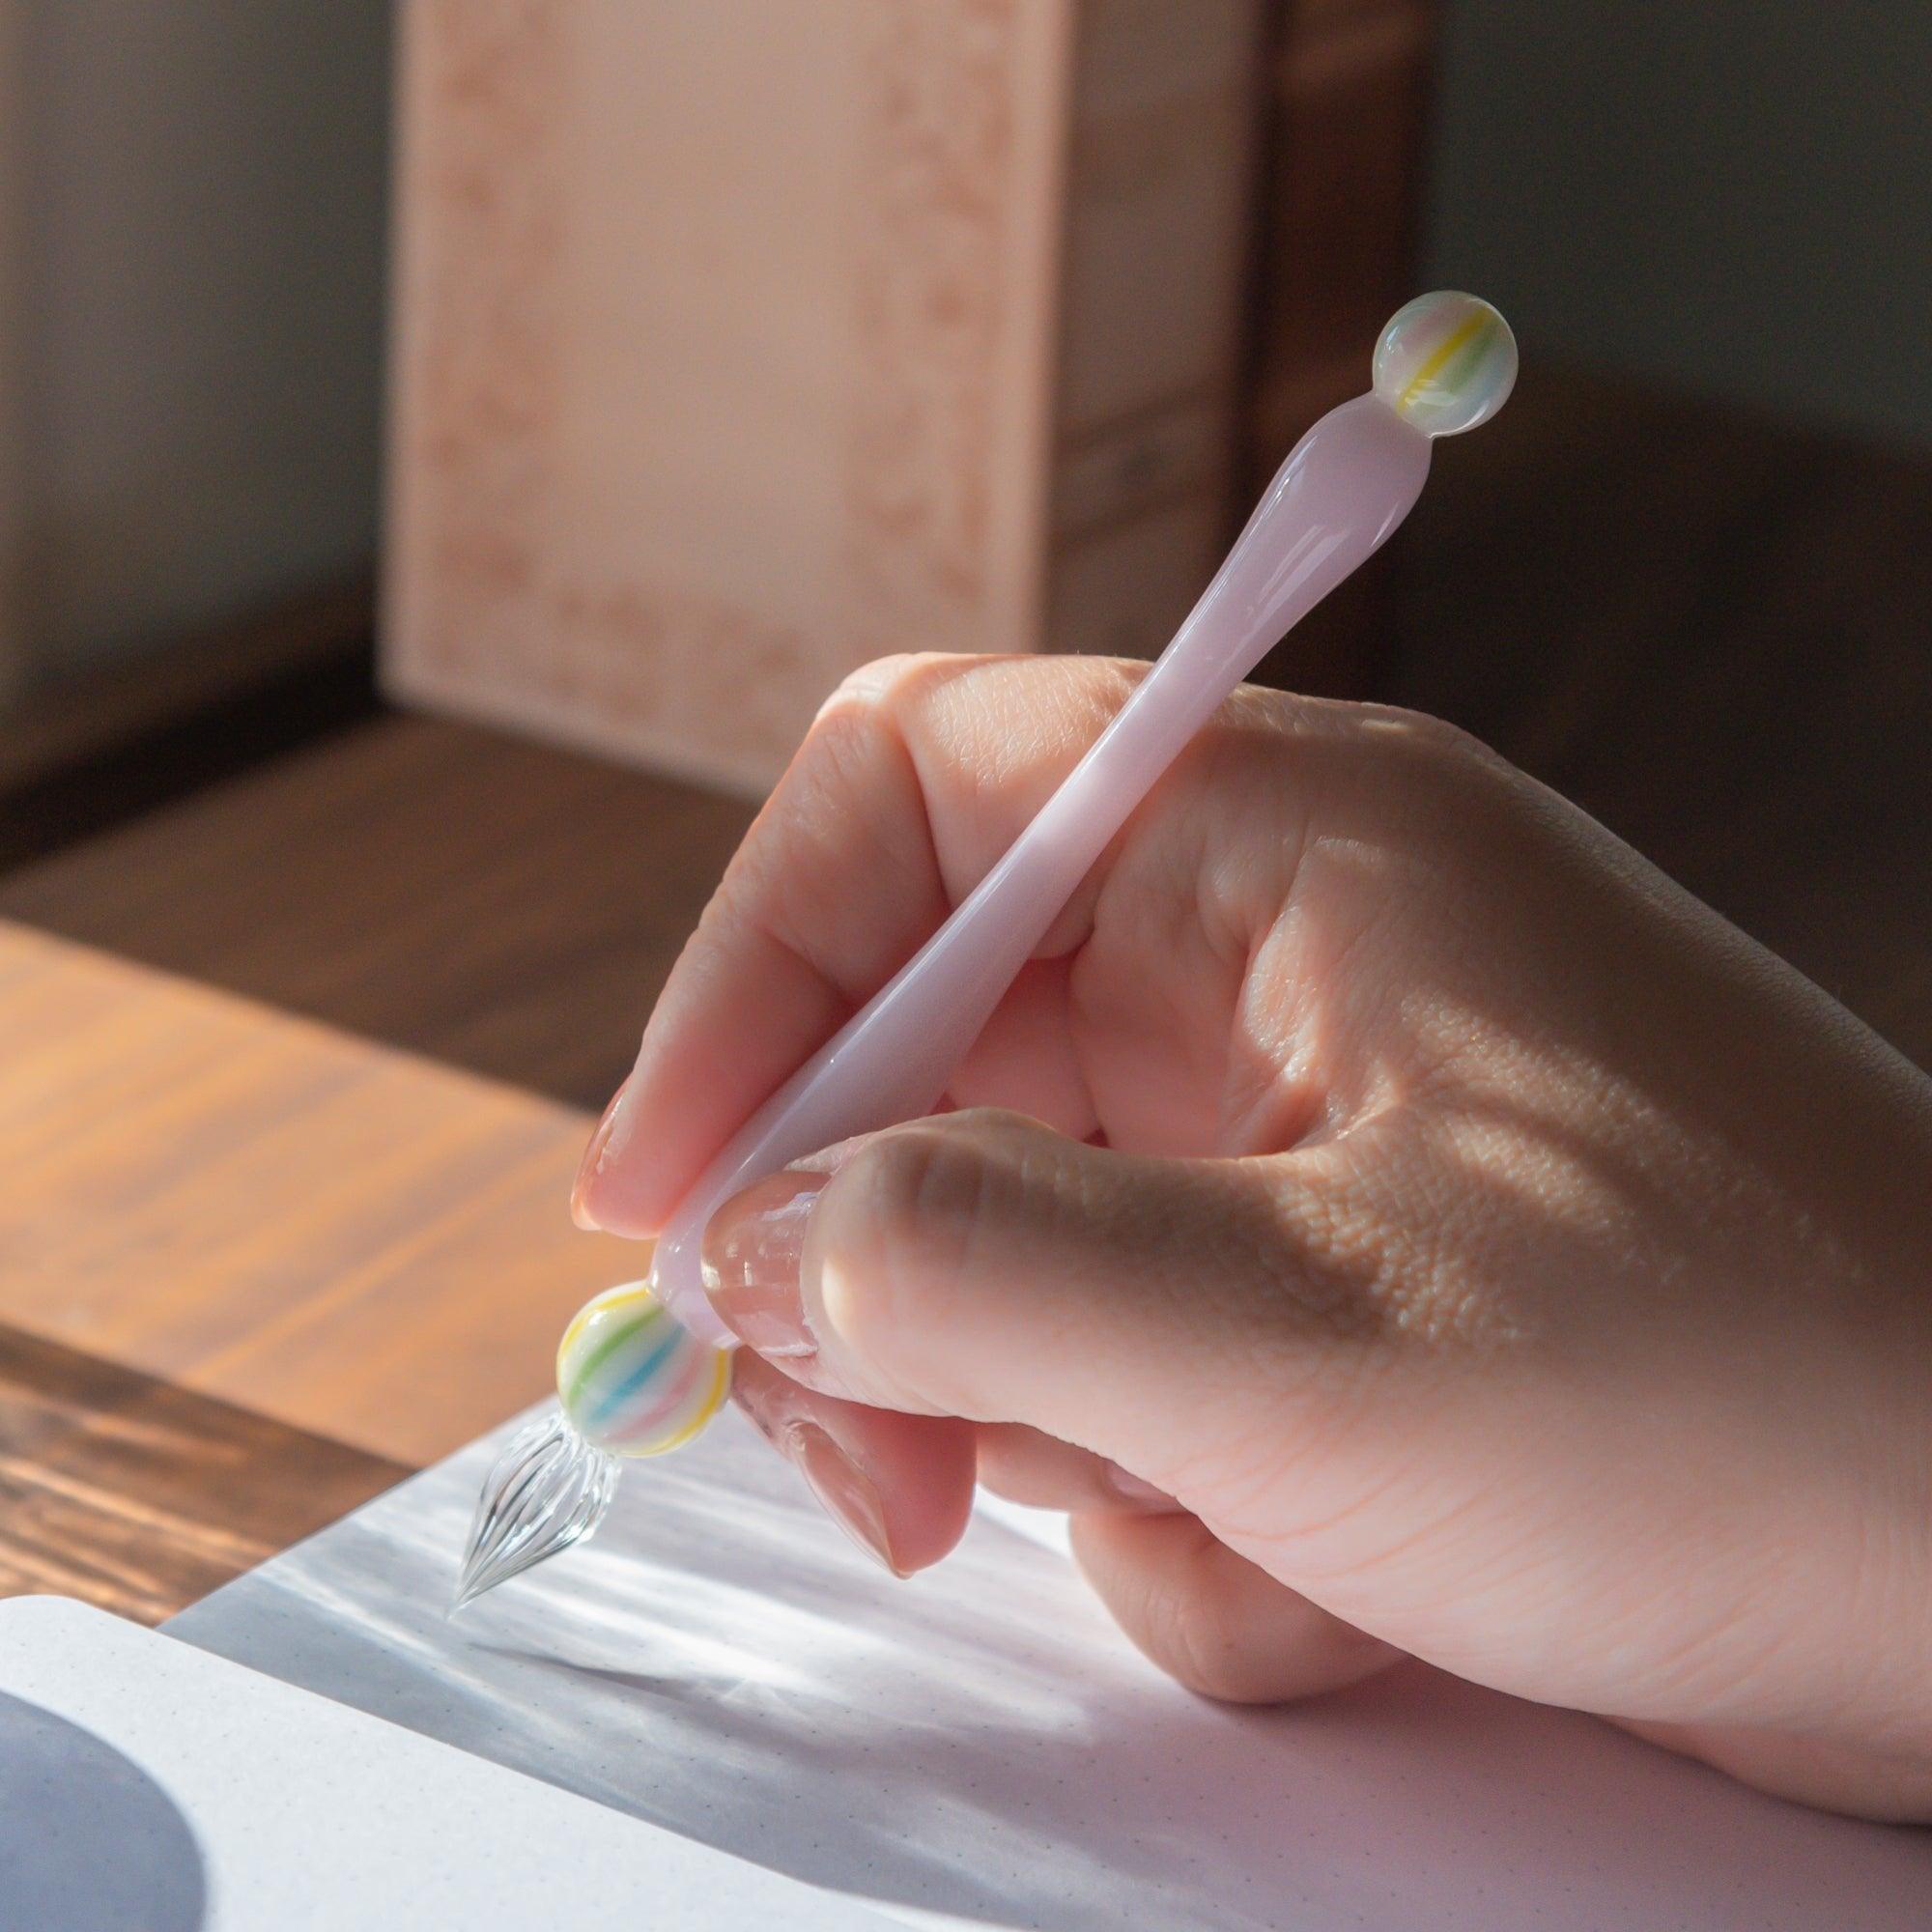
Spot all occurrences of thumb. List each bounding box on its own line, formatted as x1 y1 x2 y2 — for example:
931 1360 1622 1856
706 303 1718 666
699 1109 1393 1484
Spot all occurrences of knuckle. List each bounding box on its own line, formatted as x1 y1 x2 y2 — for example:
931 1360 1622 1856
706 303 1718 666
875 1117 1005 1270
734 695 940 966
789 693 899 805
812 652 940 721
812 1118 1006 1350
1155 1581 1264 1704
1263 1152 1520 1359
1364 700 1499 767
1340 702 1520 819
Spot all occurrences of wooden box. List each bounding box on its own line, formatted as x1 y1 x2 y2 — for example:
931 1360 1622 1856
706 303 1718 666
384 1 1434 793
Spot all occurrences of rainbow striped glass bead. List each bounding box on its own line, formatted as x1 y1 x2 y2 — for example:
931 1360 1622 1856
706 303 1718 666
1373 291 1518 439
556 1282 732 1457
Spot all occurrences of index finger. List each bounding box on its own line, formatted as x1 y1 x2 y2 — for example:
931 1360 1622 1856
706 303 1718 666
573 653 1138 1238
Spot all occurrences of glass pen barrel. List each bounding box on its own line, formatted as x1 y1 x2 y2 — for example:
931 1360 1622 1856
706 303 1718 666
648 394 1432 1343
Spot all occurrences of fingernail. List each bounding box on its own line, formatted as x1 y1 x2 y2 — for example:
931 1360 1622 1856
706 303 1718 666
790 1421 904 1576
700 1169 828 1358
571 1085 628 1230
1103 1461 1179 1512
730 1378 904 1577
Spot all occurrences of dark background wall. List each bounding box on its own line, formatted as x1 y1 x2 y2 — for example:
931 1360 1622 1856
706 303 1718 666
11 1 391 676
1428 3 1932 448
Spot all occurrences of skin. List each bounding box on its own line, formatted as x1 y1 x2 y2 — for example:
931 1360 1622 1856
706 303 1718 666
574 653 1932 1821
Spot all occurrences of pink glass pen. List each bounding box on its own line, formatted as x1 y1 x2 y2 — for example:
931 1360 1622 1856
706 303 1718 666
456 292 1517 1608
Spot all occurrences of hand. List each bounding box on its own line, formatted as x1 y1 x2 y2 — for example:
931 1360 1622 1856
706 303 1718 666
574 653 1932 1821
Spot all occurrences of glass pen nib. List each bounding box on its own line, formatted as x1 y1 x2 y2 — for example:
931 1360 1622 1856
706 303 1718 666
452 1406 617 1613
452 1282 732 1613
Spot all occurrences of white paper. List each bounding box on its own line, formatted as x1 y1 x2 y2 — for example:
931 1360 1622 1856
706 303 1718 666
0 1595 890 1930
170 1406 1932 1930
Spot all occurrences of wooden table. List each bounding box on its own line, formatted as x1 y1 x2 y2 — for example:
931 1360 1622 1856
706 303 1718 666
0 713 759 1624
0 714 757 1111
0 919 660 1620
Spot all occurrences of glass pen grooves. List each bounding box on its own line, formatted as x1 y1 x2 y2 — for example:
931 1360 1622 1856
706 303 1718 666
452 1406 618 1611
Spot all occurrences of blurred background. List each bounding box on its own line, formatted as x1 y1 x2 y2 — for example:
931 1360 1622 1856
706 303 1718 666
2 2 1927 1097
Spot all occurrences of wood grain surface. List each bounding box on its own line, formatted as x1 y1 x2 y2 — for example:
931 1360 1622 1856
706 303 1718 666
0 1325 406 1623
0 922 640 1464
0 715 756 1110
